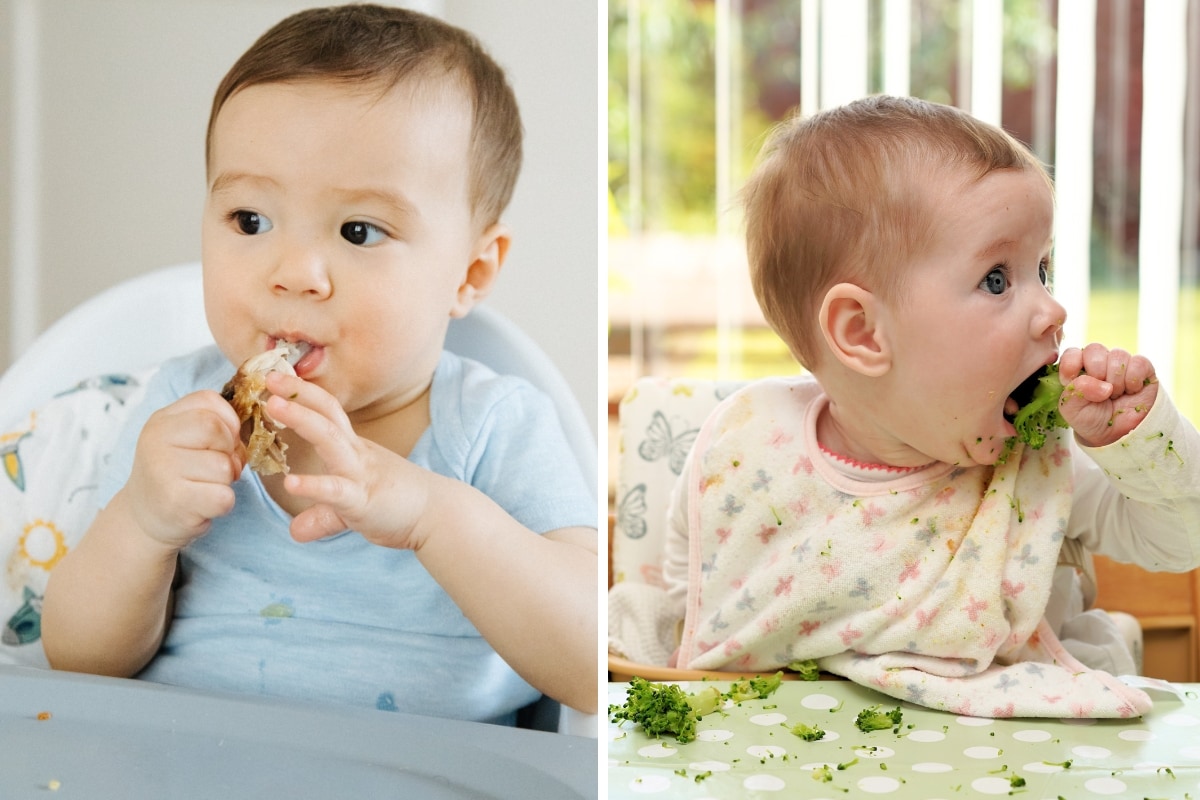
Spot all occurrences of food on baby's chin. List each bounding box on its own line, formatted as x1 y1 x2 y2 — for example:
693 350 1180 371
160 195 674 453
221 343 307 475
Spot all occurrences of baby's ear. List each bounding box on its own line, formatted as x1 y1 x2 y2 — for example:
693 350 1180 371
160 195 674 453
818 282 892 377
450 223 510 318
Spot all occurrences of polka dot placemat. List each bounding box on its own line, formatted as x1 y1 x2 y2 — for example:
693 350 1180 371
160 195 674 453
607 680 1200 799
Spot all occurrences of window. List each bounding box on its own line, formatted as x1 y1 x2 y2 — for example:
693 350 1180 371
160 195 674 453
608 0 1200 501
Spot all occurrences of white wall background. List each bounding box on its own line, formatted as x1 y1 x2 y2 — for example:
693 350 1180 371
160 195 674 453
0 0 599 438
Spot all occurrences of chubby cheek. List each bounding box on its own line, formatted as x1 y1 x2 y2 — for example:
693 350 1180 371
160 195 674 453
955 382 1019 465
331 292 440 384
202 272 256 362
897 320 1022 464
903 369 1007 465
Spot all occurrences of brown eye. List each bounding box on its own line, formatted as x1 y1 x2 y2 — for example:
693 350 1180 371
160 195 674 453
233 211 272 235
340 221 385 246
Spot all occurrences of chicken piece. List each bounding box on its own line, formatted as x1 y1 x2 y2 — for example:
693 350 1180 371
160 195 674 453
220 343 307 475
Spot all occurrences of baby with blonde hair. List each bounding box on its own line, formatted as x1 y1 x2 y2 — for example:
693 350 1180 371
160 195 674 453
656 95 1200 718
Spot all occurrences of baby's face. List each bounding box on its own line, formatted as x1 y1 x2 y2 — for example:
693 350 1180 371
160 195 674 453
201 78 484 420
877 167 1065 466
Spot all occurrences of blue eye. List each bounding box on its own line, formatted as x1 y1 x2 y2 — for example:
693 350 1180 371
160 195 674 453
232 211 272 235
341 221 386 246
1038 260 1050 286
980 267 1009 295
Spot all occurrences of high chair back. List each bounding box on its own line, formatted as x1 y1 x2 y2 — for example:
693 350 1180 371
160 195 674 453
610 376 745 588
0 263 211 430
611 376 809 682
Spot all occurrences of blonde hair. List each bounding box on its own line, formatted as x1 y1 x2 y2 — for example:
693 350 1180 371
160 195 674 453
206 3 522 228
742 95 1050 369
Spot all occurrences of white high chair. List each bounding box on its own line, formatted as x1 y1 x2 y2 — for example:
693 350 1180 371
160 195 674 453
0 263 211 430
0 261 598 736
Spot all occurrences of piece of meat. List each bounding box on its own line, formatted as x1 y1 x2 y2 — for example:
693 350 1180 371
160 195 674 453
220 343 306 475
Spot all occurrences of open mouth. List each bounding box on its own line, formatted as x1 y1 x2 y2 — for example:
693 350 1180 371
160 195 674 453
1005 369 1045 419
270 337 321 377
1005 357 1062 421
280 341 312 366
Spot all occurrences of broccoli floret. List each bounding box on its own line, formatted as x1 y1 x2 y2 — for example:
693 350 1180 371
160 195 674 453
854 705 903 732
749 671 782 697
608 677 723 743
786 658 821 681
1011 363 1070 449
726 671 783 702
787 722 827 741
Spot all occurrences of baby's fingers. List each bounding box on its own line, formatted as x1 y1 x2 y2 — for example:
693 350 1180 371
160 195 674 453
266 372 346 423
1077 344 1138 396
283 472 365 508
141 396 245 478
1119 354 1156 396
1078 343 1115 377
264 375 360 471
284 475 355 542
169 390 245 444
1057 346 1084 382
290 509 347 542
158 409 240 457
1061 374 1113 405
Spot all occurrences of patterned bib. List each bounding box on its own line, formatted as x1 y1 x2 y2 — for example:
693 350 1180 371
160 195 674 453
679 378 1150 718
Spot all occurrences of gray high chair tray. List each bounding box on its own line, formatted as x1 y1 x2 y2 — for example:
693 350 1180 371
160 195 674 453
0 665 596 799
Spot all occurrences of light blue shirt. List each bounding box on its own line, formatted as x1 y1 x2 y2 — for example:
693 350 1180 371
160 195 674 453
99 346 594 724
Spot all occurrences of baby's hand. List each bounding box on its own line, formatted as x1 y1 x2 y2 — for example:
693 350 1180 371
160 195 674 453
263 372 432 548
125 391 246 549
1057 344 1159 447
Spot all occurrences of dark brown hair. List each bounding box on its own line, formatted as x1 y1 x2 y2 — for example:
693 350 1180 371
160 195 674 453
206 3 522 227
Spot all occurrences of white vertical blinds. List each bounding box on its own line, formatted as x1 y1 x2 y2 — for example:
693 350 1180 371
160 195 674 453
1053 0 1098 353
819 0 869 110
883 0 912 99
970 0 1004 125
1137 0 1189 393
